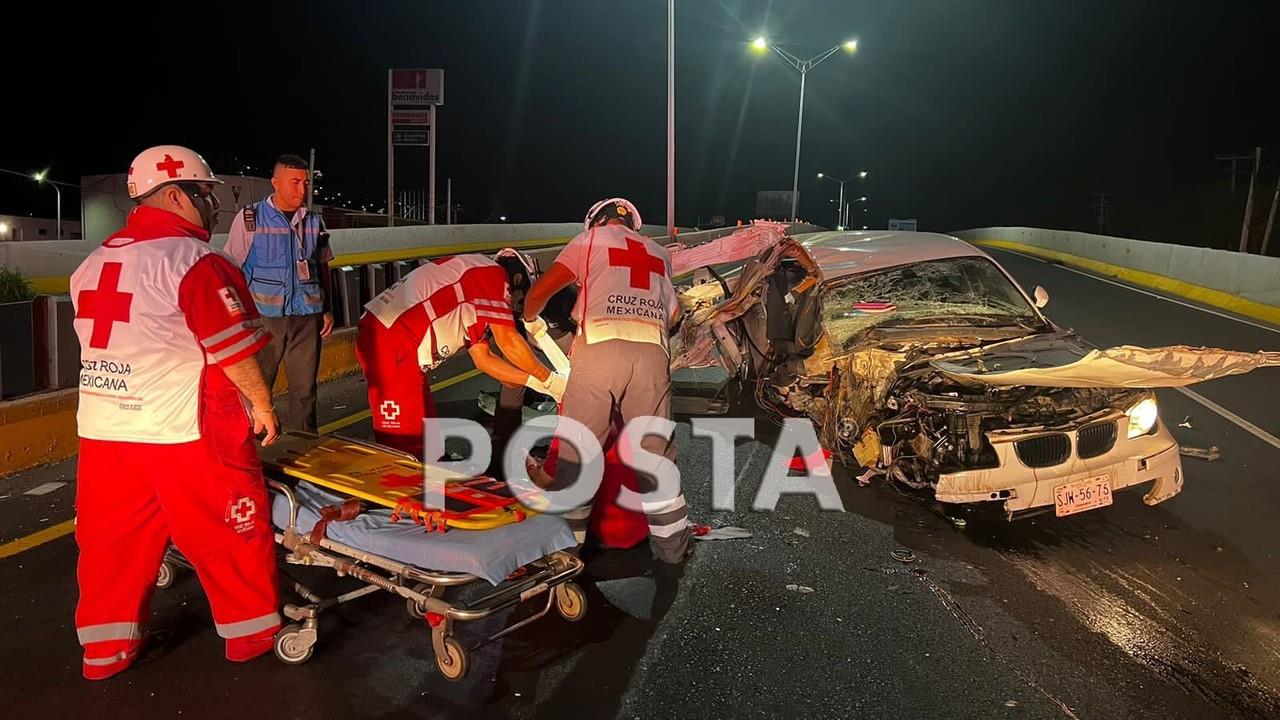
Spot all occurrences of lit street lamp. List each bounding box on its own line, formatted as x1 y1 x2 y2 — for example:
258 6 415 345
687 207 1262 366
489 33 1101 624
0 167 66 240
817 172 869 229
752 36 858 222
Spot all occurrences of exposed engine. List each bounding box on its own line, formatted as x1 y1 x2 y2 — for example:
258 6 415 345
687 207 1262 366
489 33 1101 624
868 379 1142 488
765 344 1145 489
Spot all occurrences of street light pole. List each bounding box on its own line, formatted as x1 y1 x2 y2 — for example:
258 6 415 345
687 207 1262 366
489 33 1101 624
756 39 857 222
819 172 864 230
50 182 61 241
666 0 676 241
789 67 807 223
835 175 843 230
5 168 65 240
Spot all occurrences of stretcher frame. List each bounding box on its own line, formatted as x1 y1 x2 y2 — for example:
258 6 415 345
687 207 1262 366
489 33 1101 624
158 448 586 682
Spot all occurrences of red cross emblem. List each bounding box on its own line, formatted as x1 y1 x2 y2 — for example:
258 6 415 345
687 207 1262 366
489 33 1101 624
155 154 186 178
380 400 401 421
76 262 133 349
608 238 665 290
230 497 257 524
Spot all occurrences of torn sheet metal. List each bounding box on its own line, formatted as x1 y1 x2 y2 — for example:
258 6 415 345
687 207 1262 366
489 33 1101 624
677 281 730 314
933 345 1280 388
1180 445 1221 461
667 221 788 277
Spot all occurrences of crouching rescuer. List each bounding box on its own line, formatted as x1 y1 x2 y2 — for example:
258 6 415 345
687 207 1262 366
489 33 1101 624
522 198 691 564
70 145 282 679
356 250 561 460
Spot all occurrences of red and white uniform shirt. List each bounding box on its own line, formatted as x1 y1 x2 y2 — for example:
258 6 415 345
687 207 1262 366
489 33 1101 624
554 224 678 352
70 207 269 443
363 254 515 369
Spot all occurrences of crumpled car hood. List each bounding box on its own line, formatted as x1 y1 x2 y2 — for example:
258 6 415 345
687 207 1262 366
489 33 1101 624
931 336 1280 388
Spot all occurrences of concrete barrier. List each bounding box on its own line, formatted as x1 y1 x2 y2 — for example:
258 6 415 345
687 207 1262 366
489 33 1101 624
955 227 1280 325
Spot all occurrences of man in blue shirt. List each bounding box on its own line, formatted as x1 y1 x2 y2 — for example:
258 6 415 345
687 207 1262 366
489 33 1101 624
224 155 334 432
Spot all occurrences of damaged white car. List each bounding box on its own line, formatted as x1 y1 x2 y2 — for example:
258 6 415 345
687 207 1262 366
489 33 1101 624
671 228 1278 519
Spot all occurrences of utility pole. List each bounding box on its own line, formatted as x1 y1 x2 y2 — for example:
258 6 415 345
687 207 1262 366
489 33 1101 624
307 148 316 210
1091 192 1112 234
1261 174 1279 256
1238 146 1263 253
1216 151 1253 193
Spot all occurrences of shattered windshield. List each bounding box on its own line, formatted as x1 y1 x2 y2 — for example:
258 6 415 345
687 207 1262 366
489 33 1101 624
821 256 1040 346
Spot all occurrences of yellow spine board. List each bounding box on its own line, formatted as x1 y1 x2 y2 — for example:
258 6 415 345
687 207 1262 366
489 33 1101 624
265 435 540 532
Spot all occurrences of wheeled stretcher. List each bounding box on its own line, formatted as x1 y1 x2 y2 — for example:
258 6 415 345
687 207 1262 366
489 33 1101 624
158 431 586 681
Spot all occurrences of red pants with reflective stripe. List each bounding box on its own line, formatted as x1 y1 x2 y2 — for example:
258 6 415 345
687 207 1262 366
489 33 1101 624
357 314 436 460
74 397 279 679
541 431 649 550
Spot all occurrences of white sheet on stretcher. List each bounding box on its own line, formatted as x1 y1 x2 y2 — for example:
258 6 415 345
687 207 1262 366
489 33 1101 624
271 481 576 586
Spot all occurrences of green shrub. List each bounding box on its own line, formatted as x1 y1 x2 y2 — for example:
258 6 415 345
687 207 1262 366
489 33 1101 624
0 265 35 303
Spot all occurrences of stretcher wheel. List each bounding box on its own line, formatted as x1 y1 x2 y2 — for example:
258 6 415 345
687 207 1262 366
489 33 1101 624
155 561 175 590
274 624 316 665
555 582 587 622
405 582 446 619
436 636 469 681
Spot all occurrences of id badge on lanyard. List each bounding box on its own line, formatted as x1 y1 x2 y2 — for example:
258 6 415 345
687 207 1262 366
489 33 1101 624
293 220 311 281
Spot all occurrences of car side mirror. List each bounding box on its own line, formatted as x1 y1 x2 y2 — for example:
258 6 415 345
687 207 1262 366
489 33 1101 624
1033 286 1049 309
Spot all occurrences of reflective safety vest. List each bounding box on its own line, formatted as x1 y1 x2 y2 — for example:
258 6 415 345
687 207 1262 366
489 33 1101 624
240 198 328 317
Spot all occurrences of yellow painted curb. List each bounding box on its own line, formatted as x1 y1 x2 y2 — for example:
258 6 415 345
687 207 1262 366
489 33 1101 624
974 239 1280 326
0 390 81 478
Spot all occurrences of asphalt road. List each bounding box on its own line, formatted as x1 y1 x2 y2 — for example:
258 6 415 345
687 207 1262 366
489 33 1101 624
0 245 1277 719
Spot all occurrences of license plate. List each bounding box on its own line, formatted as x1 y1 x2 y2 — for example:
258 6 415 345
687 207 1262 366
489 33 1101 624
1054 474 1113 517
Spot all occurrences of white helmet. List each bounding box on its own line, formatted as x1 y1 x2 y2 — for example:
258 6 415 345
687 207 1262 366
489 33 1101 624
495 247 539 281
584 197 642 231
127 145 223 200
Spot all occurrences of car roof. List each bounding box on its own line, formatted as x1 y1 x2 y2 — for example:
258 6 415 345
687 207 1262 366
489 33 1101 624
793 230 991 281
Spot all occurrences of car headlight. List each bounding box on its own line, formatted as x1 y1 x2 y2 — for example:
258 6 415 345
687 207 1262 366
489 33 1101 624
1126 396 1159 438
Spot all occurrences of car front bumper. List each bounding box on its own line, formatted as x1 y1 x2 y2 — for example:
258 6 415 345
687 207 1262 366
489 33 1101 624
933 419 1183 518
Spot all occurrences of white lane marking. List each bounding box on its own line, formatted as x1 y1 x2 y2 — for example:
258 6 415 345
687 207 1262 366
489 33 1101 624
989 247 1280 335
1173 387 1280 453
24 482 67 496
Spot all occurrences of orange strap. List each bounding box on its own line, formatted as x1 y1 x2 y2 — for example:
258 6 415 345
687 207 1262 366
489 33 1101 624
309 498 363 545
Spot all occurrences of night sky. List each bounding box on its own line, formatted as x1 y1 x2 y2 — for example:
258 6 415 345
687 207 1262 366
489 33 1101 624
5 1 1278 242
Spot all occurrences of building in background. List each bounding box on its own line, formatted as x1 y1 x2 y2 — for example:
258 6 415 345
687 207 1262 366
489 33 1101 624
0 214 82 242
79 173 276 243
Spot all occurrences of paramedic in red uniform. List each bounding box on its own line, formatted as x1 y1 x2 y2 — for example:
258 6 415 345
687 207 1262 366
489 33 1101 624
522 198 691 564
70 145 282 680
357 249 562 460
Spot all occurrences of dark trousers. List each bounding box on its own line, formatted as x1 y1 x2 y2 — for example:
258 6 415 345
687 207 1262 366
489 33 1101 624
257 315 322 432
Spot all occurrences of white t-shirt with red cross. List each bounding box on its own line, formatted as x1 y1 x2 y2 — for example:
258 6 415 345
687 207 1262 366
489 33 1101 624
553 224 678 352
70 207 269 443
362 254 516 370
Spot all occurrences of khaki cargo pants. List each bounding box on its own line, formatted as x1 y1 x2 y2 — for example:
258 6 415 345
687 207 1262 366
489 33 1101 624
553 337 691 564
